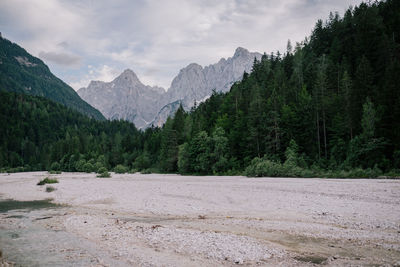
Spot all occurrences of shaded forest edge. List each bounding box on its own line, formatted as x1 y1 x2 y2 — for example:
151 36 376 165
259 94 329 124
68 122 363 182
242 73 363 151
1 0 400 178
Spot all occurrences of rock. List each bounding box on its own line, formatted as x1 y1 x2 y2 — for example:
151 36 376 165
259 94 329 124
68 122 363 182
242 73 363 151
234 257 244 264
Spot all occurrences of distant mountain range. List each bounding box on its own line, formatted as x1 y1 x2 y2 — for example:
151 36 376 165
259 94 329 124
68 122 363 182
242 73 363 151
0 36 105 120
78 47 262 128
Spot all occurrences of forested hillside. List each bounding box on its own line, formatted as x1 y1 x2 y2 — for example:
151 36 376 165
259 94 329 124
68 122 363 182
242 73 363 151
0 92 142 172
1 0 399 177
0 37 105 120
143 0 400 176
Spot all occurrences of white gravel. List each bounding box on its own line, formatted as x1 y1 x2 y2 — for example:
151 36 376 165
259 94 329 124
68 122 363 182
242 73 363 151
0 172 399 266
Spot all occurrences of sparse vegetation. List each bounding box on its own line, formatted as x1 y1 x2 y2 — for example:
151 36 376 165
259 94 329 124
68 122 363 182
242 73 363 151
45 186 56 192
37 177 59 186
96 167 111 178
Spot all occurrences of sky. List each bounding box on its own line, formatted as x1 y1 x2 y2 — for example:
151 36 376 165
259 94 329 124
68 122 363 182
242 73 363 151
0 0 364 91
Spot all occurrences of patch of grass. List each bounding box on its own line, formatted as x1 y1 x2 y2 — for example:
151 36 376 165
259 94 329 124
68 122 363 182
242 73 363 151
46 186 56 192
0 199 62 213
48 170 61 174
294 255 327 265
37 177 59 186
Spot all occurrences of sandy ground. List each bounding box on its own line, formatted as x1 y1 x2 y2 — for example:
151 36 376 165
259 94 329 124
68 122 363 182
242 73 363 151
0 172 399 266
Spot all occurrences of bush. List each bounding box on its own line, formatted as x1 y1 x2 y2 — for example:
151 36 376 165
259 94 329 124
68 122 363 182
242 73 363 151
245 157 312 178
46 186 56 192
48 170 61 174
96 167 108 174
244 158 284 177
94 162 104 173
140 168 152 174
133 153 151 171
37 177 58 186
82 162 94 173
50 162 61 171
74 159 86 172
128 168 138 173
97 171 111 178
114 164 128 174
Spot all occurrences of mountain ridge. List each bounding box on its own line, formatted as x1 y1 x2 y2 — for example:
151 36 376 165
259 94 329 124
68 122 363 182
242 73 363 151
78 47 262 128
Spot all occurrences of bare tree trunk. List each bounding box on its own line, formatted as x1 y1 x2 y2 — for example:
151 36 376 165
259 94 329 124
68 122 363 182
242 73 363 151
316 111 321 159
323 109 327 158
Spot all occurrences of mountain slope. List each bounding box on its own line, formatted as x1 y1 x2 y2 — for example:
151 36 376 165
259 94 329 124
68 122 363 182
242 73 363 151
78 47 262 128
0 36 105 120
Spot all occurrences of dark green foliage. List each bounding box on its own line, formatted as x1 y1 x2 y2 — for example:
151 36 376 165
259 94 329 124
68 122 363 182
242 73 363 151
37 177 58 186
45 186 56 192
114 164 128 174
0 91 143 173
0 37 104 120
50 162 61 171
82 162 94 173
97 167 111 178
97 167 108 174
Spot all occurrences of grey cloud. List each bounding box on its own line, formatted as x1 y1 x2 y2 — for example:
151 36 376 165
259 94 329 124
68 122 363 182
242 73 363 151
0 0 365 89
39 51 81 67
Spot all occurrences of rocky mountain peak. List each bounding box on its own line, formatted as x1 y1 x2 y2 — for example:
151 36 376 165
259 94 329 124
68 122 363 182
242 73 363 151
233 47 250 58
87 80 104 88
115 68 141 85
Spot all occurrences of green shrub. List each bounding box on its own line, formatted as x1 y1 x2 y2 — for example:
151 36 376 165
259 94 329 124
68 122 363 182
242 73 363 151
94 162 104 172
128 168 138 174
82 162 94 173
97 171 111 178
114 164 128 174
48 170 61 174
245 156 312 178
74 159 86 172
245 158 285 177
37 177 58 186
96 167 108 174
140 168 152 174
133 153 151 171
46 186 56 192
50 162 60 171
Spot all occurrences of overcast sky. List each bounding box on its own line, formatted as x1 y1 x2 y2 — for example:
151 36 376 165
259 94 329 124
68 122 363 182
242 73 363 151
0 0 364 91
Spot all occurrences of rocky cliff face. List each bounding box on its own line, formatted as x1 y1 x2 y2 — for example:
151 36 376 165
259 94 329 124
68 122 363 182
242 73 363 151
78 47 262 128
78 69 165 128
167 47 262 109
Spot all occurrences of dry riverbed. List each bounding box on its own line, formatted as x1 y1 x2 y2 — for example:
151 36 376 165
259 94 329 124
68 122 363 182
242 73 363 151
0 172 399 266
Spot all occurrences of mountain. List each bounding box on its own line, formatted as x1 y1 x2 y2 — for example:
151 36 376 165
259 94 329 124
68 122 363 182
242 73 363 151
167 47 262 109
77 69 165 128
78 47 262 128
0 36 105 120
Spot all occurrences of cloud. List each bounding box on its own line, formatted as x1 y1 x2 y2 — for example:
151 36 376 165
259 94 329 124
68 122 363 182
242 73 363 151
69 65 120 90
39 51 81 67
0 0 365 90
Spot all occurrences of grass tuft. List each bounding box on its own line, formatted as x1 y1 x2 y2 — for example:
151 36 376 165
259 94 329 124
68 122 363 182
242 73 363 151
45 186 56 192
37 177 59 186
